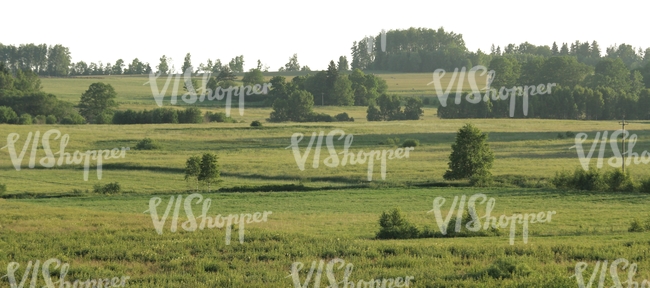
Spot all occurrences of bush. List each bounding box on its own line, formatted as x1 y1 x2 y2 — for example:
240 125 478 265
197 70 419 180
470 174 493 187
250 120 262 127
486 258 532 279
640 177 650 193
0 184 6 196
551 167 607 191
565 131 575 138
335 112 353 122
178 107 203 123
0 106 18 124
402 139 419 147
376 208 420 239
35 115 47 124
629 219 645 232
385 137 400 146
205 111 236 123
61 113 86 124
93 182 121 194
557 133 566 139
46 115 57 124
135 138 161 150
18 113 32 125
307 112 335 122
604 168 635 192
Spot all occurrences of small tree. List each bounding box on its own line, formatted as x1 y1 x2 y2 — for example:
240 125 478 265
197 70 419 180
185 155 202 191
78 82 118 124
198 153 221 192
443 124 494 180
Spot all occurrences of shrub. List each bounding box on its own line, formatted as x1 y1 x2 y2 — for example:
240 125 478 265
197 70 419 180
603 168 635 192
135 138 161 150
629 219 645 232
376 208 420 239
470 174 493 187
640 177 650 193
422 97 430 105
93 182 121 194
250 120 262 127
335 112 352 122
206 111 236 123
35 115 47 124
557 133 566 139
18 113 32 125
61 113 86 124
486 257 532 279
402 139 419 147
46 115 57 124
565 131 575 138
552 167 607 191
307 112 335 122
178 107 203 123
0 184 6 196
385 137 400 146
0 106 18 124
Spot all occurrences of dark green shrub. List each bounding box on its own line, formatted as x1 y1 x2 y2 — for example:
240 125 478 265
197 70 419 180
178 107 203 123
0 106 18 124
640 177 650 193
135 138 161 150
93 182 121 194
61 113 86 124
402 139 419 147
552 167 607 191
565 131 575 138
376 208 420 239
557 133 566 139
335 112 352 122
250 120 262 127
385 137 400 146
604 168 635 192
206 111 236 123
308 112 335 122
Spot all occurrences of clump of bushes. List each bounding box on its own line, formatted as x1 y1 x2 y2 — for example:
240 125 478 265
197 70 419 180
383 137 400 146
135 138 161 150
376 208 419 239
18 113 32 125
250 120 262 127
402 139 419 147
551 167 641 192
93 182 121 194
205 111 236 123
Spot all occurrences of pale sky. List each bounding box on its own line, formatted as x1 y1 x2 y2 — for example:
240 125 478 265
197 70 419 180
4 0 648 72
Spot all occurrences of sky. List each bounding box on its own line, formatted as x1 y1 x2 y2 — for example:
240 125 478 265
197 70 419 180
3 0 649 72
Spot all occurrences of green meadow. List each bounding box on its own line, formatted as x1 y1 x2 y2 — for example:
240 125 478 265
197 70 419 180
1 74 650 287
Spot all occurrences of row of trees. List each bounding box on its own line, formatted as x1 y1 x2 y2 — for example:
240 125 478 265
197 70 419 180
366 94 423 121
438 57 650 120
353 27 650 72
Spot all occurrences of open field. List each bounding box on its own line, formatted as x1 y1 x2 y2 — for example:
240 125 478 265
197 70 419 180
2 74 650 287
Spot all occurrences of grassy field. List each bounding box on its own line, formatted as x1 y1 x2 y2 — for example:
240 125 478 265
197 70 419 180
1 74 650 287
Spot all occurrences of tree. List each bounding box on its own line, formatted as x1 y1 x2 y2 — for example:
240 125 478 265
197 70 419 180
0 106 18 123
113 59 125 75
228 55 244 73
157 55 170 75
366 104 381 121
337 56 349 71
269 89 314 122
198 153 221 192
242 69 265 86
182 53 192 74
283 53 300 72
78 82 118 124
376 93 402 121
184 155 201 191
443 124 494 180
403 97 424 120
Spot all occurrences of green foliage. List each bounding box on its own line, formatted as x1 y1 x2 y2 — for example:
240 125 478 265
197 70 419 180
603 168 635 192
376 208 420 239
0 183 6 196
60 113 86 124
78 82 118 123
0 106 18 123
486 257 532 279
242 69 265 86
198 153 221 192
205 111 236 123
18 113 32 125
250 120 262 127
269 90 314 122
93 182 121 194
401 139 419 148
552 167 638 192
135 138 161 150
335 112 353 122
629 218 645 232
444 124 494 180
403 97 424 120
178 107 203 124
366 105 381 121
34 115 46 124
45 115 57 124
640 177 650 193
184 155 202 191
